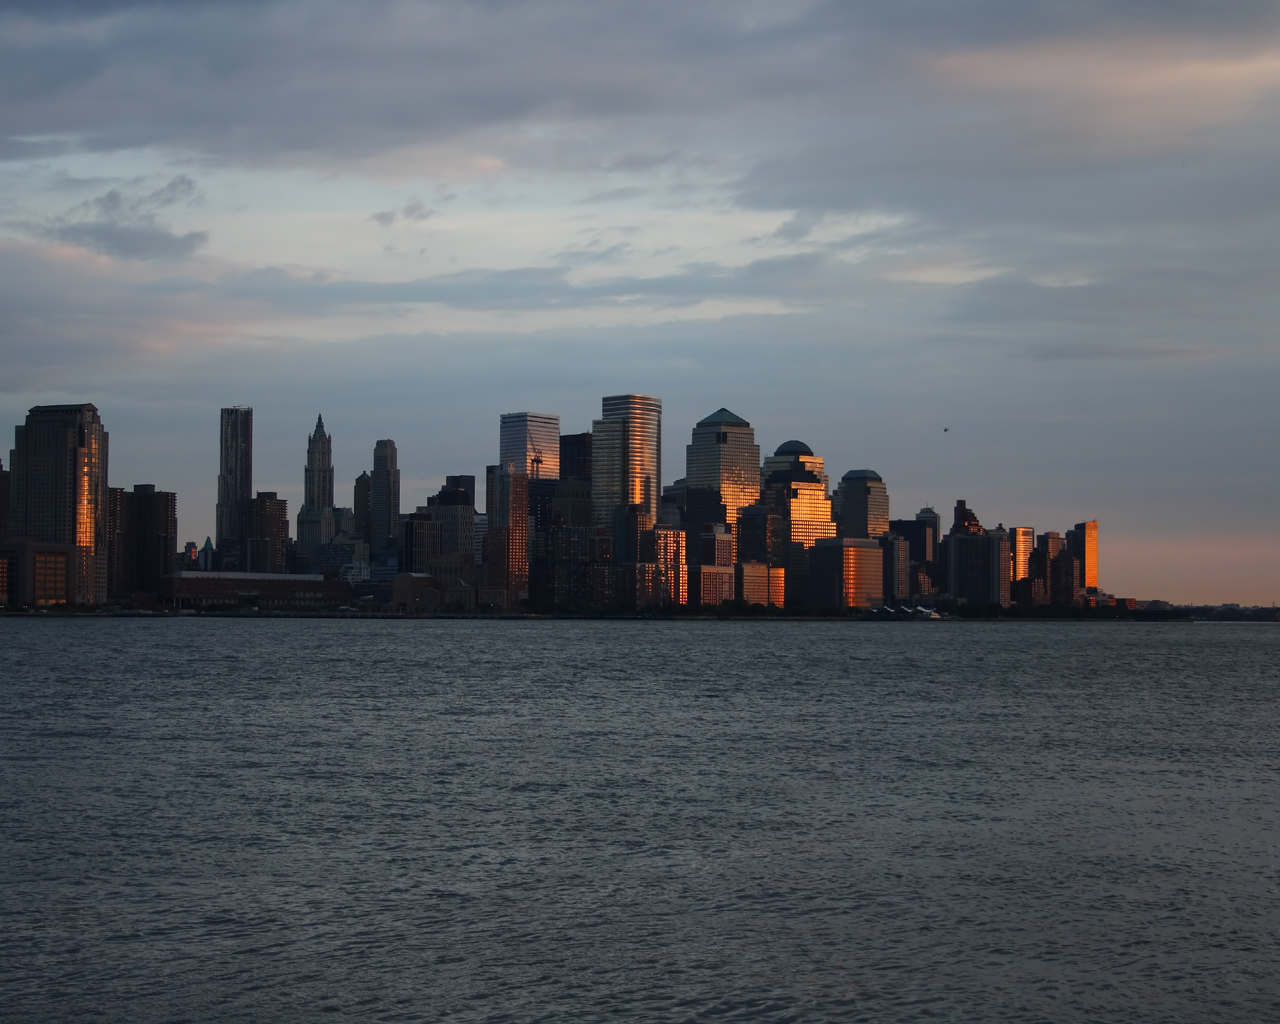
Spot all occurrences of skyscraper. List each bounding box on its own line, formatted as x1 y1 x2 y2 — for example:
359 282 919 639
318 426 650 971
216 407 252 559
107 483 177 599
763 440 828 495
242 492 288 574
8 404 109 604
760 440 836 606
592 394 661 525
370 440 400 559
684 408 760 551
0 456 9 536
1069 519 1099 590
559 432 592 482
297 414 335 555
500 412 560 480
836 469 889 539
1009 526 1035 581
354 471 371 542
304 414 334 510
484 462 529 607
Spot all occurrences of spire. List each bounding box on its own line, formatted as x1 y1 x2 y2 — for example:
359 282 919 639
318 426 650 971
314 413 326 437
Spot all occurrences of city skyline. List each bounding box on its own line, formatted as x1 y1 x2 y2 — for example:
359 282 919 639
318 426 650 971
1 5 1278 605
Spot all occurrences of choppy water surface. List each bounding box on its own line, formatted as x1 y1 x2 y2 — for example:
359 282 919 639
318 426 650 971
2 619 1279 1022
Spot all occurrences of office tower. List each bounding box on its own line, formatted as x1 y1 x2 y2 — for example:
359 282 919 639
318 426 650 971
735 503 787 566
559 432 592 482
484 462 529 607
836 469 889 539
611 504 654 565
591 394 662 526
370 440 400 559
986 525 1012 608
810 538 884 610
297 415 336 555
736 562 785 608
424 477 476 558
400 512 443 573
473 512 488 564
684 408 761 547
242 492 288 573
951 500 983 535
1037 531 1064 558
1010 526 1035 581
915 507 941 555
8 404 109 604
107 484 177 600
551 478 592 528
1051 547 1082 607
216 407 252 558
881 532 910 604
760 440 836 606
1069 520 1098 590
500 412 560 480
353 471 372 542
304 414 334 509
888 518 934 565
762 441 828 494
0 457 9 535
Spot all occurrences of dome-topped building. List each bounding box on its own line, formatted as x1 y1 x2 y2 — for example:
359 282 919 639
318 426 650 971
762 439 828 492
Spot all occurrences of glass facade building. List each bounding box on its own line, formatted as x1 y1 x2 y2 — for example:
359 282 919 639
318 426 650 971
684 407 761 543
602 394 662 520
9 403 110 604
500 412 560 480
836 469 889 539
216 406 252 555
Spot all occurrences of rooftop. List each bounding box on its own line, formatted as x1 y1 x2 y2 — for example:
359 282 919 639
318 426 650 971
696 407 750 428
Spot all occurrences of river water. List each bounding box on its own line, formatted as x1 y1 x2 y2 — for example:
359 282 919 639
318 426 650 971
2 619 1278 1021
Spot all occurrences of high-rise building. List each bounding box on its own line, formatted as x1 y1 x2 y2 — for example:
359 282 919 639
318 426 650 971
484 462 528 607
951 500 983 536
0 457 9 536
8 404 109 604
592 394 662 526
304 414 334 510
683 408 760 563
836 469 889 539
297 414 336 556
915 507 941 553
810 538 883 610
1069 520 1098 590
370 440 400 559
354 471 371 542
762 441 828 495
880 532 910 604
559 432 592 482
500 412 560 480
761 440 836 607
107 483 177 600
888 518 934 565
242 491 288 573
1009 527 1035 581
216 407 252 559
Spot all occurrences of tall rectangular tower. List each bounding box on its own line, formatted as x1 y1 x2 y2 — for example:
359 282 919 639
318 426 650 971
370 440 401 559
595 394 661 523
1009 526 1035 581
9 404 109 604
216 407 252 555
1069 520 1098 590
684 407 760 537
500 412 560 480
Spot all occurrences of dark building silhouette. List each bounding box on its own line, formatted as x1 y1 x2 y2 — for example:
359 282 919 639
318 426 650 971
484 462 528 608
297 415 335 555
0 537 74 607
0 457 9 536
242 492 288 574
836 469 889 540
559 432 592 483
8 403 109 604
353 471 371 543
370 440 400 560
889 518 934 565
1051 547 1082 607
881 532 910 604
810 537 883 609
107 483 177 600
216 407 252 563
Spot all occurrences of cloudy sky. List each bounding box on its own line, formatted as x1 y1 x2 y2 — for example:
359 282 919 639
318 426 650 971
2 0 1278 603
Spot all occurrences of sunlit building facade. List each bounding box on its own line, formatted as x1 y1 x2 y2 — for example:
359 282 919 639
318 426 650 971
8 403 110 604
1070 519 1098 590
684 407 761 538
810 538 883 610
500 412 560 480
1009 526 1035 582
590 419 625 529
597 394 662 521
